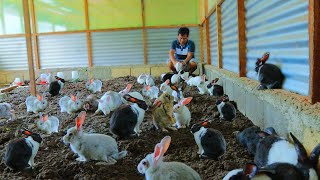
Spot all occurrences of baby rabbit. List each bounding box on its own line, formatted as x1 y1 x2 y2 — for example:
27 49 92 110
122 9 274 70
0 102 15 121
196 75 210 95
255 52 285 90
95 91 123 116
137 74 155 86
109 94 148 138
151 93 176 132
216 95 236 121
160 79 182 102
85 79 102 93
191 121 226 160
137 136 201 180
59 94 82 114
36 113 59 134
183 74 205 87
26 93 48 113
4 128 42 171
82 94 99 112
48 76 65 97
142 85 159 100
62 111 127 163
207 78 224 96
137 73 147 84
173 97 193 128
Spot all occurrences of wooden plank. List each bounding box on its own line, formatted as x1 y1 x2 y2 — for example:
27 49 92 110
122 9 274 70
30 0 40 70
205 19 211 65
84 0 93 67
216 4 222 68
36 30 87 36
141 0 147 65
309 0 320 103
0 86 18 93
90 27 142 32
22 0 36 96
207 6 216 18
204 0 208 16
237 0 246 77
146 24 199 29
0 34 26 38
218 0 226 6
199 25 204 63
200 18 206 26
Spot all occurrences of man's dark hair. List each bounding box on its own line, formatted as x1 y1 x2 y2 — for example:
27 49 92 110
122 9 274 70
178 27 190 36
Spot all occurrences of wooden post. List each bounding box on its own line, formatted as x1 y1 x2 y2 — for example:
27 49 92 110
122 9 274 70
22 0 36 96
30 0 40 70
199 0 204 63
309 0 320 103
237 0 246 77
216 3 222 68
205 0 211 65
84 0 93 67
141 0 147 65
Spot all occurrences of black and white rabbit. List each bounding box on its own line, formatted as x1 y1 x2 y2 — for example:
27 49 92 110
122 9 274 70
48 76 65 97
255 52 285 90
207 78 224 96
191 121 226 160
109 94 148 138
216 95 236 121
4 128 42 171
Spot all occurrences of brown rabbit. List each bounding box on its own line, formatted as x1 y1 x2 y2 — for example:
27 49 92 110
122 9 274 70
151 92 176 132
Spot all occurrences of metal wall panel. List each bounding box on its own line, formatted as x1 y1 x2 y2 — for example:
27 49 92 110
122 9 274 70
91 30 144 66
0 37 28 70
203 23 207 63
209 13 218 66
245 0 309 95
221 0 239 73
38 33 88 69
146 27 200 64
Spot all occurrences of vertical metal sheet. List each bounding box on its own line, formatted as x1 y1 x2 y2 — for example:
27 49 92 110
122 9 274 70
38 33 88 69
209 13 218 66
203 23 207 63
91 30 144 66
245 0 309 95
0 37 28 70
221 0 239 73
146 27 200 64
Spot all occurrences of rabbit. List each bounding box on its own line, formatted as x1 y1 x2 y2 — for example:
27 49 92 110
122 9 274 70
207 78 224 96
191 121 226 160
0 102 15 120
150 93 176 132
59 94 82 114
95 91 123 116
82 94 99 112
119 84 144 103
26 93 48 113
62 111 127 163
142 85 159 100
173 97 193 128
4 128 42 171
46 69 53 84
234 126 263 155
137 136 201 180
48 76 65 97
137 73 147 84
145 74 155 86
255 52 285 90
171 70 190 84
36 113 59 134
196 75 210 95
182 74 205 87
160 79 182 102
109 94 148 138
216 95 236 121
161 72 174 83
223 162 305 180
254 131 298 168
85 79 102 93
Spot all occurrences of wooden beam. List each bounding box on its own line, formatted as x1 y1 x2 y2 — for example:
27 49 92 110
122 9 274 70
141 0 147 65
22 0 36 96
146 24 199 29
36 30 87 36
216 3 222 68
238 0 246 77
84 0 93 67
309 0 320 103
205 19 211 65
30 0 40 70
0 86 18 93
207 6 216 18
199 25 204 64
0 34 26 38
204 0 208 16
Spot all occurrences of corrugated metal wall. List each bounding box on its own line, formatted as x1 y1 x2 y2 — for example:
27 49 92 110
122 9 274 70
209 13 218 66
0 37 28 70
245 0 309 95
38 33 88 69
221 0 239 73
146 27 200 64
91 30 144 66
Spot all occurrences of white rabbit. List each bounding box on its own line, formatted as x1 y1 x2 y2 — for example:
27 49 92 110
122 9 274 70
137 73 147 84
119 84 144 103
145 74 155 86
59 94 82 114
37 113 59 134
46 69 53 84
85 79 102 93
26 93 48 113
160 79 182 102
196 75 210 95
183 74 205 87
62 111 127 163
0 103 15 120
175 62 183 72
173 97 193 128
142 85 159 99
137 136 201 180
95 96 113 116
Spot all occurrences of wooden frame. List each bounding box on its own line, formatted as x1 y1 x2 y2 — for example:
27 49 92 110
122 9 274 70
30 0 40 70
84 0 93 67
309 0 320 103
237 0 246 77
216 3 222 68
205 0 211 65
141 0 147 65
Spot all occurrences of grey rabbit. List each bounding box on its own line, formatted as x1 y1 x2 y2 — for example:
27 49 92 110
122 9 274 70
216 95 236 121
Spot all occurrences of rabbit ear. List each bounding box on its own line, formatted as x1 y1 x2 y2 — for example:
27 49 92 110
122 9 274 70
43 115 48 122
71 95 77 102
20 128 33 136
153 99 162 107
165 79 170 85
290 132 308 163
153 136 171 166
310 144 320 168
170 85 178 91
106 95 111 102
76 111 86 131
180 97 193 105
260 52 270 64
257 131 270 138
201 74 206 82
146 85 150 91
126 84 132 91
243 163 258 178
37 94 43 101
90 78 94 84
212 78 219 84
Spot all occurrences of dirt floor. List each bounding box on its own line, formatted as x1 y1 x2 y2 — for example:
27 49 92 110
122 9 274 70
0 76 255 180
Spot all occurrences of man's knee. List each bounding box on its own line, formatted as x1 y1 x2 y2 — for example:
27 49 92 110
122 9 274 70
189 62 197 73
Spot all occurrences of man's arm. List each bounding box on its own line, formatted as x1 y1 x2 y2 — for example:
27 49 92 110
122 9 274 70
169 49 177 65
183 41 195 65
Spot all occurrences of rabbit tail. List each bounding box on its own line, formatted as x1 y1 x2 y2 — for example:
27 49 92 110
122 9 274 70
112 150 128 160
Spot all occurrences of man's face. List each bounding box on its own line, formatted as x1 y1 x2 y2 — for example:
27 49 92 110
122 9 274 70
178 34 188 45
